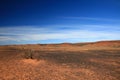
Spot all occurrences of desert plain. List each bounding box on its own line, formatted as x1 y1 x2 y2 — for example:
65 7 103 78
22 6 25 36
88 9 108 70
0 40 120 80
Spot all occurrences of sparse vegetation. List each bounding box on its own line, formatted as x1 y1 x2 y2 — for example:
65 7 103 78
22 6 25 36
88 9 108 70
22 49 34 59
0 40 120 80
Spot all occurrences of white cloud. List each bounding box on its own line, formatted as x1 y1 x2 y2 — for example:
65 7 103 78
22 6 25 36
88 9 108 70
0 36 20 41
29 30 119 40
0 25 120 44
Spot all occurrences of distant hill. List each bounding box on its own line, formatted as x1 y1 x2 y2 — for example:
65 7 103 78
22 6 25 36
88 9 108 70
1 40 120 51
80 40 120 48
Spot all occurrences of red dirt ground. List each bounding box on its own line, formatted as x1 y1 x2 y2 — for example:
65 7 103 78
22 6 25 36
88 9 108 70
0 40 120 80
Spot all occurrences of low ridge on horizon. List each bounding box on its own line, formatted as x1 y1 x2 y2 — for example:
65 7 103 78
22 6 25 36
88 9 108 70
1 40 120 46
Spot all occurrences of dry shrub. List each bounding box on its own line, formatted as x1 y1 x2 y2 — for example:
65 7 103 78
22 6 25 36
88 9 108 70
22 49 34 59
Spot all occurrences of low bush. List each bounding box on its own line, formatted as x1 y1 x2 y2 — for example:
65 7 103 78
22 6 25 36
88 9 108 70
22 49 34 59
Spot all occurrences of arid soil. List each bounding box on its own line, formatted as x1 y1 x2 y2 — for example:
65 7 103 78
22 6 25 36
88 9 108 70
0 41 120 80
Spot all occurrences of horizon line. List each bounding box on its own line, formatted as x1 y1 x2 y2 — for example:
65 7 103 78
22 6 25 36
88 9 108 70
1 39 120 46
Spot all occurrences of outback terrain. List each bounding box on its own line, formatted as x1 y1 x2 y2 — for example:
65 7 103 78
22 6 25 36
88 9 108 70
0 40 120 80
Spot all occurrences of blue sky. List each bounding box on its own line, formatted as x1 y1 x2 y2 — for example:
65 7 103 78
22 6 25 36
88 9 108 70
0 0 120 45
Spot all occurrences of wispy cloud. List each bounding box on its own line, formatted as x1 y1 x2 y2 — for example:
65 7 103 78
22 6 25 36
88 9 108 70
62 17 120 22
0 24 120 45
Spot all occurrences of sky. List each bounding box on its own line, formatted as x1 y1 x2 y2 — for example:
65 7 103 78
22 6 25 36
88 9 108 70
0 0 120 45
